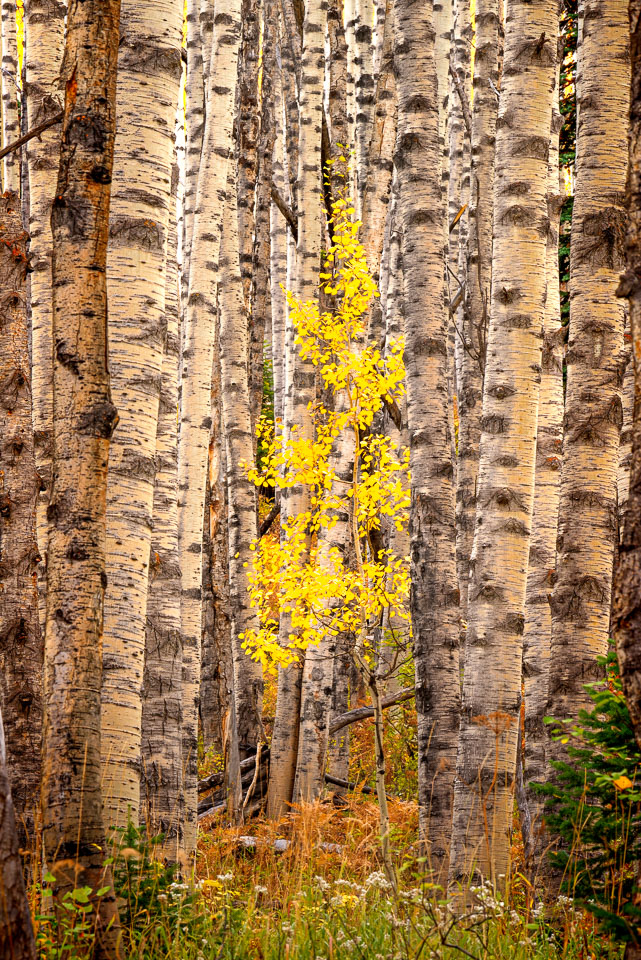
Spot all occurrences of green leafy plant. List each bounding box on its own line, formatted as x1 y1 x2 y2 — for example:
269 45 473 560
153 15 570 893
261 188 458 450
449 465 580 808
538 646 641 947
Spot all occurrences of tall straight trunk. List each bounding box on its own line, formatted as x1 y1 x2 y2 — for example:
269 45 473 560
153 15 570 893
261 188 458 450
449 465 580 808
101 0 183 836
0 193 42 840
455 0 501 611
361 0 396 345
612 0 641 753
0 705 36 960
354 0 374 215
237 0 261 308
270 51 288 429
141 160 183 858
178 0 242 853
619 342 635 540
521 91 564 859
267 0 325 820
41 0 122 952
548 0 629 750
25 0 66 612
344 0 357 202
327 0 349 203
182 0 205 324
394 0 460 879
449 0 558 889
220 170 264 755
1 0 19 192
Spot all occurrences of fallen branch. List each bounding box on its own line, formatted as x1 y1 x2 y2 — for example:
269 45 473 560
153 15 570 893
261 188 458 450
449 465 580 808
0 110 63 162
329 687 415 736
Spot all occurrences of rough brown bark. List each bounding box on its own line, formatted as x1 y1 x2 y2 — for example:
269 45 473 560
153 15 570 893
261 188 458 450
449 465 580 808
41 0 122 953
0 192 42 842
0 705 36 960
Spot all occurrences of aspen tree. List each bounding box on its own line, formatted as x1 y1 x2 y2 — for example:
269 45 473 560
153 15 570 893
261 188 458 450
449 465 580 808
1 0 19 192
354 0 374 215
521 90 564 858
270 56 288 428
178 0 242 851
0 704 36 960
619 349 635 539
182 0 205 320
268 0 326 819
219 169 264 754
237 0 261 308
41 0 122 950
101 0 183 836
394 0 460 877
0 193 42 838
548 0 629 751
455 0 501 609
25 0 65 592
449 0 558 888
141 161 183 858
612 0 641 751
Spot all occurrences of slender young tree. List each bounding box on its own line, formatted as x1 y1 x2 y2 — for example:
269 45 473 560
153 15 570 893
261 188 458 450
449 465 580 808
101 0 183 837
449 0 558 888
613 0 641 752
178 0 242 851
268 0 326 819
1 0 19 192
0 193 42 840
25 0 66 602
219 169 264 755
0 704 36 960
393 0 460 877
41 0 122 951
548 0 629 755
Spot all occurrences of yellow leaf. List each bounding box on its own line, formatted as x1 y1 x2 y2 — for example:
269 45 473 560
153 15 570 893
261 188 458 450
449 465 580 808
614 775 633 790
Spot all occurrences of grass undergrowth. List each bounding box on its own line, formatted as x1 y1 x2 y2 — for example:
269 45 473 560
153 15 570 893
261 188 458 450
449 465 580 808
31 797 624 959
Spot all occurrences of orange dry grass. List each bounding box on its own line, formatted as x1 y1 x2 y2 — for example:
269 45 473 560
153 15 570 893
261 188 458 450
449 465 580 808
197 796 419 907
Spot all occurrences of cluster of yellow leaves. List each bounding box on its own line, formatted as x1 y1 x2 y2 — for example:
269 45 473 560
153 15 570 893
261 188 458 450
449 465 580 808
241 194 411 671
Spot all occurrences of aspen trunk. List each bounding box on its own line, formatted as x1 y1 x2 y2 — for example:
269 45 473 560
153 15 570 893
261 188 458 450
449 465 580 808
141 160 183 858
101 0 183 836
219 169 264 755
182 0 205 324
237 0 261 309
42 0 122 951
354 0 374 216
0 704 36 960
25 0 66 612
455 0 501 611
619 343 635 541
394 0 460 879
270 51 288 429
267 0 325 820
449 0 558 889
612 0 641 752
1 0 19 192
0 193 42 841
548 0 629 751
178 0 242 852
521 91 564 860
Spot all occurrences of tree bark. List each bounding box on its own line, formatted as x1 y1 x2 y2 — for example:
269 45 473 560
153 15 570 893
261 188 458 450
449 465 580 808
42 0 122 951
455 0 501 613
0 192 42 842
394 0 460 880
0 704 36 960
141 158 183 859
449 0 558 890
219 168 264 755
178 0 242 853
614 0 641 730
25 0 66 622
1 0 20 193
101 0 183 837
548 0 629 755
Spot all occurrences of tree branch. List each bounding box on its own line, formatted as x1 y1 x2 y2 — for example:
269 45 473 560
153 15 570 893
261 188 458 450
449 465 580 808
329 687 415 736
0 110 63 163
259 502 280 538
448 63 472 139
271 185 298 241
